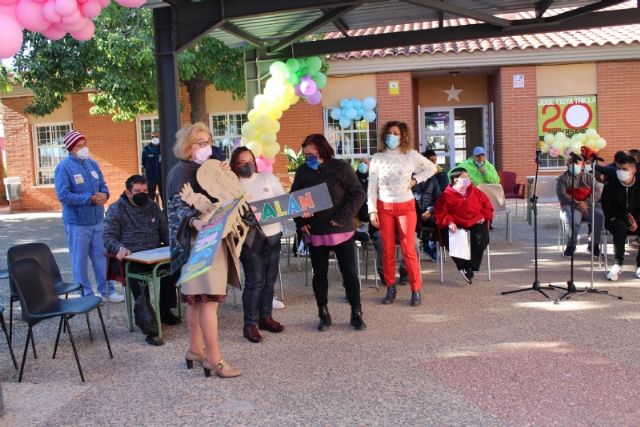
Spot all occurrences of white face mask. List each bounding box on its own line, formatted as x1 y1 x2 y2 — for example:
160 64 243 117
76 147 90 160
617 169 632 183
194 145 212 165
151 137 160 145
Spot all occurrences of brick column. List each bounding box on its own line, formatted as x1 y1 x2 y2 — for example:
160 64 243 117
376 72 418 149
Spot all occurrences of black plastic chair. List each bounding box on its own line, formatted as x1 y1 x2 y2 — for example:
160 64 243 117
0 304 18 370
7 243 90 346
9 258 113 382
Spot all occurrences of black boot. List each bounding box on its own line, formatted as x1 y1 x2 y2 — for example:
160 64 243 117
410 291 422 306
350 306 367 330
382 285 396 305
318 305 332 331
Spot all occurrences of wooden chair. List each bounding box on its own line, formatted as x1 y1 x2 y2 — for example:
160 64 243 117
498 171 525 216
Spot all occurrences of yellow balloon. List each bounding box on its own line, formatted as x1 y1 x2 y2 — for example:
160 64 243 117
267 108 283 120
262 142 281 158
241 122 257 140
248 109 259 122
246 140 264 157
253 94 268 110
570 141 582 154
260 132 277 145
585 128 598 139
240 137 249 146
544 133 554 144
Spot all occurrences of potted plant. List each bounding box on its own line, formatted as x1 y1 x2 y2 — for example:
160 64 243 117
284 146 305 173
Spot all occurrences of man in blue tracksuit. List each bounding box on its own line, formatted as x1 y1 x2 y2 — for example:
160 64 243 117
54 130 124 302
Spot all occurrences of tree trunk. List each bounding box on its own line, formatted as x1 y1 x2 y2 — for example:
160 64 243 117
185 74 207 124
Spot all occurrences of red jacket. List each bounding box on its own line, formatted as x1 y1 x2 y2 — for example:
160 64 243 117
434 185 494 229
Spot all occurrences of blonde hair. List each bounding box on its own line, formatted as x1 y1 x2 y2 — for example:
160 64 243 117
173 122 210 161
379 121 412 154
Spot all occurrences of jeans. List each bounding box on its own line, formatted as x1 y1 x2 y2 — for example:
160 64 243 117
240 234 281 326
377 200 422 291
372 230 407 284
64 222 112 297
127 262 178 314
560 204 603 248
606 217 640 266
441 222 489 271
309 237 361 308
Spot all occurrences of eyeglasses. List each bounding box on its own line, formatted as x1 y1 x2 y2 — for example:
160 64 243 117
194 139 213 147
237 161 256 167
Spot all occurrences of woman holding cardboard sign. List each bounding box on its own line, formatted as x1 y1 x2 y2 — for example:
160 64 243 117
166 122 241 378
230 146 286 344
291 134 366 331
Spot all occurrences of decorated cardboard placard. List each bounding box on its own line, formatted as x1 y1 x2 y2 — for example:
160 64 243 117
249 183 333 225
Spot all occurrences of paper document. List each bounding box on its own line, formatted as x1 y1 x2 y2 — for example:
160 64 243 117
449 229 470 260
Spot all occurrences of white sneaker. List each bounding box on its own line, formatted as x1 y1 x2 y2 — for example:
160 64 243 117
272 298 285 310
101 292 125 303
636 267 640 279
607 264 623 281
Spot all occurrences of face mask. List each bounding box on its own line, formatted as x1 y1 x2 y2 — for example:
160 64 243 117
617 169 632 182
358 163 368 174
385 134 400 150
306 155 320 170
151 137 160 145
459 177 471 188
474 160 485 167
76 147 89 160
132 192 149 207
237 163 256 178
194 145 212 165
584 164 593 173
570 164 582 175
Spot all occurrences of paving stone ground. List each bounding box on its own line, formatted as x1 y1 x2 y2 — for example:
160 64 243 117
0 203 639 426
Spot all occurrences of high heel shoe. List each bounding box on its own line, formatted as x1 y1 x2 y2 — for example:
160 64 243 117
202 359 241 378
184 350 205 370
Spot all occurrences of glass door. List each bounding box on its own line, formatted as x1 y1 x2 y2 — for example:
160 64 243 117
421 108 455 170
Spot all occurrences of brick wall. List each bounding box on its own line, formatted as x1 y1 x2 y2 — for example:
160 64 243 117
376 72 419 149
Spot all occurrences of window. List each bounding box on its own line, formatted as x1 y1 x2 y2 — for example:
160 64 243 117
33 123 73 186
210 112 247 159
324 110 378 161
138 117 159 147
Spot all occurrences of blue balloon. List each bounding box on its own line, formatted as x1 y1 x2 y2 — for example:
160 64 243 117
340 98 349 108
353 99 362 109
363 96 377 111
339 117 351 129
345 100 353 109
346 108 357 120
330 107 342 121
363 111 377 123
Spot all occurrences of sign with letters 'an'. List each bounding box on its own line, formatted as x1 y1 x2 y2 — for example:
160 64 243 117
249 183 333 226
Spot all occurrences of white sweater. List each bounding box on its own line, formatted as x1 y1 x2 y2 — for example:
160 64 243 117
367 149 436 213
239 172 285 236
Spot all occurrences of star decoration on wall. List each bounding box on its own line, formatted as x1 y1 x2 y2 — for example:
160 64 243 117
444 84 463 102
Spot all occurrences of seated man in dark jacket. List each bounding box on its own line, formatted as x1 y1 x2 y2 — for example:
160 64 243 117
601 155 640 281
104 175 179 346
413 154 442 261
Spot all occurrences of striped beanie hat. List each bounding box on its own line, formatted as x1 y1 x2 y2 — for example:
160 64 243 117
63 131 85 151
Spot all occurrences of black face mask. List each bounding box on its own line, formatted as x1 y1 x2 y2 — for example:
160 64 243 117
132 192 149 207
237 164 256 178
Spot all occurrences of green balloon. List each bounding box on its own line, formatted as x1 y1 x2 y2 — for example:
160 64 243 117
286 58 300 73
288 73 301 86
315 73 327 89
306 56 322 73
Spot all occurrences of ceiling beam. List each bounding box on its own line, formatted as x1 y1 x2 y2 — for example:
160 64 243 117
271 7 640 58
220 22 265 47
404 0 511 27
535 0 554 18
268 5 359 52
546 0 626 23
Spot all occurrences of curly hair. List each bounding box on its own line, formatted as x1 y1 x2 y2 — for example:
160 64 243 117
302 134 335 161
173 122 210 161
379 121 412 154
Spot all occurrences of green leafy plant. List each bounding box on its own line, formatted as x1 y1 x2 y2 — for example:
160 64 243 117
284 146 305 172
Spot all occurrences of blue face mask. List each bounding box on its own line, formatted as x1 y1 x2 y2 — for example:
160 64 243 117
385 134 400 150
358 163 368 174
306 155 320 170
570 164 582 175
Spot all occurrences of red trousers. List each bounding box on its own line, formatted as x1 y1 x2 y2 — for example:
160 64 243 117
377 200 422 291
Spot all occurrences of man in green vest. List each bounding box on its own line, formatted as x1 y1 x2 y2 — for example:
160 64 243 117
457 146 500 185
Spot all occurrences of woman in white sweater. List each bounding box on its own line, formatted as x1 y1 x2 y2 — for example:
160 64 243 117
368 121 436 306
230 147 286 343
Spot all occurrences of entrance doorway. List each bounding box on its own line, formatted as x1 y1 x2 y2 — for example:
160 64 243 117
419 106 488 170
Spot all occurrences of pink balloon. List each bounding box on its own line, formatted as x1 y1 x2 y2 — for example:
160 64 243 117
95 0 108 7
299 77 317 97
71 18 93 40
0 3 17 18
58 14 85 31
54 0 77 16
114 0 144 7
306 91 322 105
43 0 61 23
0 14 23 59
42 23 66 39
61 7 80 22
0 0 17 6
16 0 49 32
79 0 98 17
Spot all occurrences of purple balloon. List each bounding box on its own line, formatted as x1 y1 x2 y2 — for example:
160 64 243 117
306 91 322 105
294 84 303 97
300 78 317 97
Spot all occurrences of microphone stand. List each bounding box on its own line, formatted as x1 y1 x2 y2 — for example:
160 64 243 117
560 156 622 301
502 149 555 299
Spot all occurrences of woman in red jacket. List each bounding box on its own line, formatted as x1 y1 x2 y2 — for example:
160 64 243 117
434 167 494 284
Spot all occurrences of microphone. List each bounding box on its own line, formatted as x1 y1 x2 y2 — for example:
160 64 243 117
581 146 604 162
569 151 583 163
535 147 542 165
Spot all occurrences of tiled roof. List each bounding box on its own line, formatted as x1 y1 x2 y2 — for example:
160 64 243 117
329 6 640 60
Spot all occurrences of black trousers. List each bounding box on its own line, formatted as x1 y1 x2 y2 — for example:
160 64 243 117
605 218 640 266
308 237 361 309
440 223 490 271
147 179 163 204
127 262 177 314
